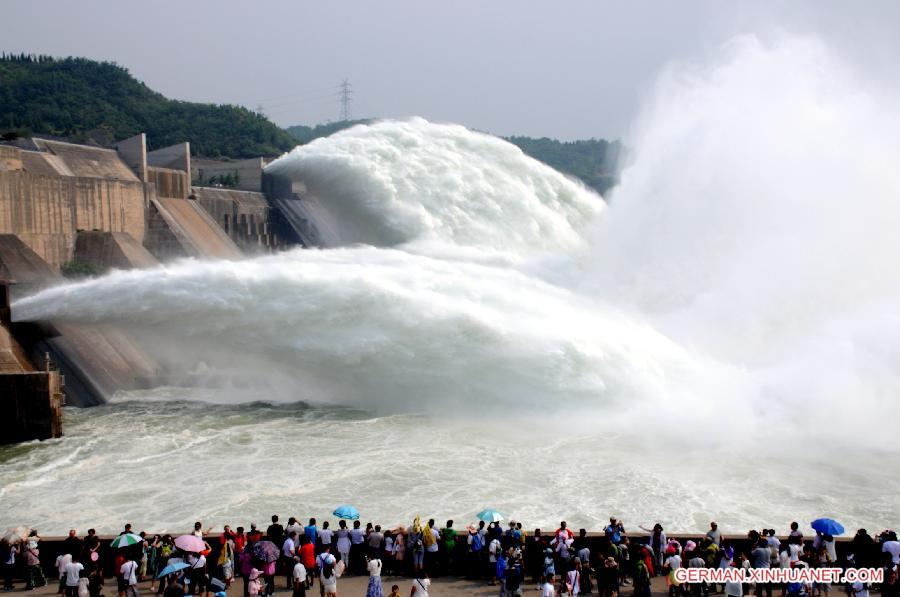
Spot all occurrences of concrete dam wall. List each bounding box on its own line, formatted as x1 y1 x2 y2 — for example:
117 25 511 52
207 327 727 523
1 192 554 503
0 132 320 439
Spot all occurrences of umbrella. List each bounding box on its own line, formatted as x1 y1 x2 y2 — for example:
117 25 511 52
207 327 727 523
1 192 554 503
333 505 360 520
811 518 844 536
157 562 190 578
251 541 279 563
174 534 206 553
476 508 504 523
110 533 144 549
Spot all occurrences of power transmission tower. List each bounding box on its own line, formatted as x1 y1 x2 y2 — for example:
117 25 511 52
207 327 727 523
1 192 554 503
338 79 353 122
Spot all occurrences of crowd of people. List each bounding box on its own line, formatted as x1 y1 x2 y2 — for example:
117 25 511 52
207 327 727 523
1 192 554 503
2 516 900 597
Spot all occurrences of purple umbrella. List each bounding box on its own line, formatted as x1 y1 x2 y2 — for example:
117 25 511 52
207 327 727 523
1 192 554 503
251 540 279 563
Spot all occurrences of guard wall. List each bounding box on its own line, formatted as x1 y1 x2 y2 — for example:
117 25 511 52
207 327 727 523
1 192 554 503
0 170 147 269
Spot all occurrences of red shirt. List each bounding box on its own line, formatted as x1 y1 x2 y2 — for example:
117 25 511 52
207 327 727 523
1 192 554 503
300 543 315 568
234 534 246 553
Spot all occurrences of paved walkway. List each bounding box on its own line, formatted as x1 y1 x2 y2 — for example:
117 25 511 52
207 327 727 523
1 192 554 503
9 575 671 596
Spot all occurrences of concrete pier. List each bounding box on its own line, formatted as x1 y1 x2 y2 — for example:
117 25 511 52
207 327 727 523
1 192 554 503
0 281 63 443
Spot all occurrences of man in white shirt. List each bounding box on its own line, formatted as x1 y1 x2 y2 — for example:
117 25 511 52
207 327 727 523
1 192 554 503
291 559 307 596
285 518 304 544
120 556 139 597
541 575 557 597
883 540 900 566
318 522 333 551
282 533 298 589
488 537 501 584
427 522 440 558
187 553 206 595
64 555 84 597
349 521 365 574
56 551 73 594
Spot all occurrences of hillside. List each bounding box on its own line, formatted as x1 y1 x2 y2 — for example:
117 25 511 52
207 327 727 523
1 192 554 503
505 136 622 196
0 54 296 157
287 120 621 195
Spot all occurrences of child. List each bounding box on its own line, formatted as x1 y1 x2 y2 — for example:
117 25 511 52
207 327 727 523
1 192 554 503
388 585 402 597
543 548 556 580
77 570 90 597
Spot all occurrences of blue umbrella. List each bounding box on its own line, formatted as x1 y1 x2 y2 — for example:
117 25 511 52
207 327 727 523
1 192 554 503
157 562 190 578
811 518 844 536
333 505 360 520
476 508 504 523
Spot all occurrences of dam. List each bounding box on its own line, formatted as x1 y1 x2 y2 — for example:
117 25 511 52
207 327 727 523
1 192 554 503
3 115 899 535
0 133 325 442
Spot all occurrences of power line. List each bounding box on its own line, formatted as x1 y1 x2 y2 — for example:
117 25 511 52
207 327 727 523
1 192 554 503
338 79 353 122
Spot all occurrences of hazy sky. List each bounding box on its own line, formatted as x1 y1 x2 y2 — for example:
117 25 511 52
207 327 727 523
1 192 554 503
4 0 899 140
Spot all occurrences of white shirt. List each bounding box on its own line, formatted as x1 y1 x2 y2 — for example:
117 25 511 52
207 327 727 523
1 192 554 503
286 524 303 541
427 529 440 553
384 536 394 552
851 582 869 597
292 562 307 584
65 562 84 586
567 570 581 595
489 539 501 561
56 553 72 577
541 581 557 597
823 539 837 563
883 541 900 565
725 579 743 597
77 576 89 597
282 537 296 558
349 528 365 545
778 551 790 569
666 555 682 570
120 560 138 585
411 577 430 596
319 529 333 545
316 553 336 568
367 558 382 577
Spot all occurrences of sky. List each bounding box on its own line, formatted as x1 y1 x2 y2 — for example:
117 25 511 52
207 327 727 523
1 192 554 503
3 0 900 140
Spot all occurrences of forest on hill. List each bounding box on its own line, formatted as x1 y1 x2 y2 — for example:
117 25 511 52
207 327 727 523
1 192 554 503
0 54 296 157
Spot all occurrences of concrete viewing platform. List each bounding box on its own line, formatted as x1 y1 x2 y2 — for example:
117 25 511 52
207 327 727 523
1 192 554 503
10 572 673 596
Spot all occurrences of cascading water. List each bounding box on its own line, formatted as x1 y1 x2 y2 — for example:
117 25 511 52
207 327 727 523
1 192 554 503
3 34 899 535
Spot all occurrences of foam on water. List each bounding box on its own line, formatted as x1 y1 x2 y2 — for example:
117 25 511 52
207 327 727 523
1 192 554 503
4 34 900 534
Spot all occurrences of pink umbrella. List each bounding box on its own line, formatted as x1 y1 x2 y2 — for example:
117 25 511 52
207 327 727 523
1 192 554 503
174 534 205 553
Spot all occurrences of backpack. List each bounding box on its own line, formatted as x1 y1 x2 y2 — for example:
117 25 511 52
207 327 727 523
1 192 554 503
472 533 483 552
322 561 333 579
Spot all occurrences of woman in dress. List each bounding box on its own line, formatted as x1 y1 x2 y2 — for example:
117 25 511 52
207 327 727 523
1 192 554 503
392 528 406 577
365 555 383 597
334 521 351 573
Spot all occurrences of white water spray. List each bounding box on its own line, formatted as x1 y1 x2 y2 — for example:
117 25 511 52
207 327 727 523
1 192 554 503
6 35 900 534
264 118 601 253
